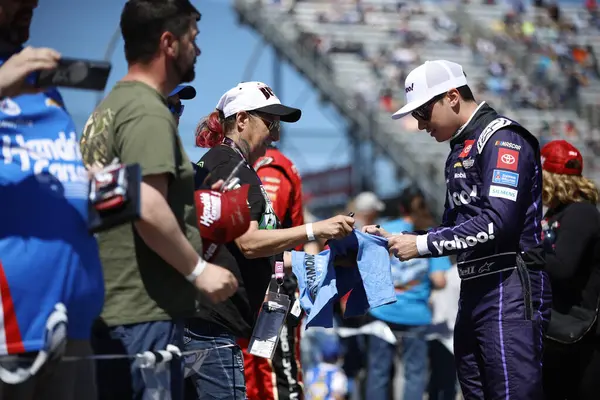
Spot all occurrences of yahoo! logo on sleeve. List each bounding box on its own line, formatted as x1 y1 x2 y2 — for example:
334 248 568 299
405 83 414 93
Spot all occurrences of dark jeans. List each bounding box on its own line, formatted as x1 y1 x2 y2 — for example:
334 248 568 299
340 334 367 398
183 320 246 400
91 319 185 400
366 324 428 400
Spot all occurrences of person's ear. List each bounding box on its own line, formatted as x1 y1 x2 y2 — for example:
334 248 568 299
236 111 251 132
159 31 179 59
446 88 460 108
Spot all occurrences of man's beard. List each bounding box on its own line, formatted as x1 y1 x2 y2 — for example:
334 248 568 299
181 65 195 83
10 28 27 45
177 55 196 83
5 8 33 46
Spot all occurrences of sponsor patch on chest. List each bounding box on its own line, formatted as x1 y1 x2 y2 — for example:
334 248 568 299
459 140 475 158
495 140 521 151
492 169 519 187
496 148 519 171
462 158 475 169
489 185 518 201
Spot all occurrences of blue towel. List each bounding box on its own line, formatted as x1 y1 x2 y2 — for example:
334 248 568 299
292 230 396 328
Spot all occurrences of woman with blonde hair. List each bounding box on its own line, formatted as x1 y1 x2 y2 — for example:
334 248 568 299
540 140 600 400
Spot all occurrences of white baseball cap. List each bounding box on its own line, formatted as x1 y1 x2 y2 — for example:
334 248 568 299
392 60 468 120
354 191 385 213
216 81 302 122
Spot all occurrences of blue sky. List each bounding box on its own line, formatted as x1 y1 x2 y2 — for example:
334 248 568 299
29 0 399 197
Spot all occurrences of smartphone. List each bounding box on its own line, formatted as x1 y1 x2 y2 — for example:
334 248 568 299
36 57 112 91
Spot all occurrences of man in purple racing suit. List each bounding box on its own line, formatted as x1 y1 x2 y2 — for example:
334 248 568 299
364 60 552 399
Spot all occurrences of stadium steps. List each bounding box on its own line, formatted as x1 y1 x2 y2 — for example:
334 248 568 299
329 54 379 92
416 43 490 83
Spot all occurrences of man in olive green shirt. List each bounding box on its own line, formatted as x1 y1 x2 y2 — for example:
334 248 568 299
79 1 237 398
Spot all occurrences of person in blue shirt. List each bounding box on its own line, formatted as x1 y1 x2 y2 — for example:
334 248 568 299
366 187 451 400
0 1 103 399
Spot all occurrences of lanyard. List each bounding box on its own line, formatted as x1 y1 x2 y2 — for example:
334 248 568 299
275 261 284 292
223 138 286 284
222 138 290 285
220 137 253 190
222 137 249 165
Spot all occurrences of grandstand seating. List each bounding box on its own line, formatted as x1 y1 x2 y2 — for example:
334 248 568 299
236 0 600 207
456 1 600 127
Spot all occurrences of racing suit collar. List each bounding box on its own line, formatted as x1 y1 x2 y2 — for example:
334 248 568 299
451 101 486 142
449 102 498 148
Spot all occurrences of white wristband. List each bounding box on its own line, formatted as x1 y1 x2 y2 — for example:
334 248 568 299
185 258 207 283
306 223 315 241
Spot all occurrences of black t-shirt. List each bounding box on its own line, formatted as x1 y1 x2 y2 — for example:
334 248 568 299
195 145 279 338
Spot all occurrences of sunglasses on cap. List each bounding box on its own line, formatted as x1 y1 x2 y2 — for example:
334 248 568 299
411 92 447 121
250 111 280 132
169 102 185 118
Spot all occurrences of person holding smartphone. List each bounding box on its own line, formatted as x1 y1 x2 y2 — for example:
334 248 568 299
0 47 59 97
188 81 355 400
0 1 103 399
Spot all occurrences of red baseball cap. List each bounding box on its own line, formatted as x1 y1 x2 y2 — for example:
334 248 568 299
540 140 583 176
194 185 251 244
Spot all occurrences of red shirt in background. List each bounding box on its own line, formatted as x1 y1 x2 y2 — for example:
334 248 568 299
255 148 306 248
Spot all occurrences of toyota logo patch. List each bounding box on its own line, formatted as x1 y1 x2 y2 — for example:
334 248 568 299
496 148 519 171
501 154 516 164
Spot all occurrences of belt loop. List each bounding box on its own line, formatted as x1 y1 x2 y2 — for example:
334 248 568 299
516 254 534 320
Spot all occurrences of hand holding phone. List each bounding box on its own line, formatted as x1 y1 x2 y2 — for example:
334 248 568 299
0 46 60 97
36 57 112 91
